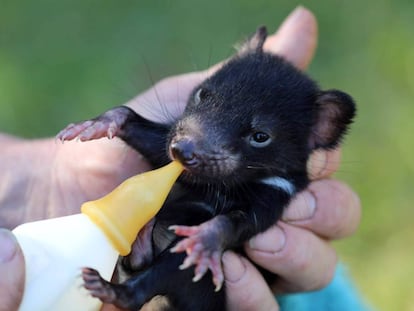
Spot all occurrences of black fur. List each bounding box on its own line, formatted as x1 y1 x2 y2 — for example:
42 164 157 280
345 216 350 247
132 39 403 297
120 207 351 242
59 27 355 311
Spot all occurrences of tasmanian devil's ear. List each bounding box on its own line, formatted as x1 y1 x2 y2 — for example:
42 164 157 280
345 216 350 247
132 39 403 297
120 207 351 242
309 90 356 150
237 26 267 56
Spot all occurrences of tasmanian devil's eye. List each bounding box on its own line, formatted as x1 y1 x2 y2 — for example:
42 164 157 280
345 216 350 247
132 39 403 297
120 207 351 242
249 131 272 147
194 88 209 105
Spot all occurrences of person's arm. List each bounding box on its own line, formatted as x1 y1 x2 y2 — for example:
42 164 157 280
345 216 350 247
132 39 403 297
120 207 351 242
0 135 146 229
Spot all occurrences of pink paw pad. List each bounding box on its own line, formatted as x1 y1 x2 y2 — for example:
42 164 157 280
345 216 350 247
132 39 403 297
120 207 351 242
169 224 225 291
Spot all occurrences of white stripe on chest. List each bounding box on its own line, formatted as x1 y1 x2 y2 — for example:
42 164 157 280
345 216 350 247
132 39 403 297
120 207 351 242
260 176 296 195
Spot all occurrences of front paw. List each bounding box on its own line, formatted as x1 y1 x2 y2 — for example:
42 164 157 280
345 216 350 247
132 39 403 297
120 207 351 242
169 223 225 292
82 267 118 304
57 106 131 142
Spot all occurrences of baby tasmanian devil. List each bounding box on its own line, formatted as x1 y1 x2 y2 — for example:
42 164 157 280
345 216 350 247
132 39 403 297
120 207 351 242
58 27 356 311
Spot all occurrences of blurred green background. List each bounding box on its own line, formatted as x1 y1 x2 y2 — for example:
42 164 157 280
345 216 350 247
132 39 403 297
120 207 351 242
1 0 413 309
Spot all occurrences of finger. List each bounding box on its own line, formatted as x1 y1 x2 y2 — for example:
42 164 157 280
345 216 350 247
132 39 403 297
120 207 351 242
264 6 318 70
266 10 340 181
127 71 207 122
282 179 361 239
206 6 318 75
223 251 279 311
0 229 25 311
130 6 318 121
100 304 123 311
246 224 337 294
307 148 342 180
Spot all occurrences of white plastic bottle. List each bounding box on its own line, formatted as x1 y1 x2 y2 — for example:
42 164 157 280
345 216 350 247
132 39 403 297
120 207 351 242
13 214 118 311
12 161 183 311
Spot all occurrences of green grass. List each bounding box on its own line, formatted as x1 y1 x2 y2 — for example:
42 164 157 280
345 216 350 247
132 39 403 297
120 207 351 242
2 1 414 310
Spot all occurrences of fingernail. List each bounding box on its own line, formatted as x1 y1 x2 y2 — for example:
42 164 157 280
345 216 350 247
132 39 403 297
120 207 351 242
283 191 317 222
249 226 286 253
307 150 327 179
0 229 18 263
222 251 246 283
286 6 307 23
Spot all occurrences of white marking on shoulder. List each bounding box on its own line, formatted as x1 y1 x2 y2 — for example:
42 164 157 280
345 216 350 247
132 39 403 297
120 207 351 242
260 177 296 195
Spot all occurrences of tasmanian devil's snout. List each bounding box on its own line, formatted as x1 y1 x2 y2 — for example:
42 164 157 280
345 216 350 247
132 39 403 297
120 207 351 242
169 139 200 168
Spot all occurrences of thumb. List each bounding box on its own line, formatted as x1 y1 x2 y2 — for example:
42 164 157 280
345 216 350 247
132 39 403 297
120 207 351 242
223 251 279 311
0 229 25 311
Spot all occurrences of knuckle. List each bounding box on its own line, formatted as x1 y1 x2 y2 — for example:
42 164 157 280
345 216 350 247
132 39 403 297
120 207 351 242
311 179 361 239
329 181 361 238
301 248 338 292
307 149 341 180
314 253 338 290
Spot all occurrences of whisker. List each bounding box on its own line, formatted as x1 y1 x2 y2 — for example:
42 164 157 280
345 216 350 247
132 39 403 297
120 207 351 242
140 58 178 124
207 44 213 69
142 57 161 105
188 50 199 72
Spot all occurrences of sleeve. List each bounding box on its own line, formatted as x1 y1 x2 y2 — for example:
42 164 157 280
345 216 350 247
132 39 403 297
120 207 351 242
276 264 374 311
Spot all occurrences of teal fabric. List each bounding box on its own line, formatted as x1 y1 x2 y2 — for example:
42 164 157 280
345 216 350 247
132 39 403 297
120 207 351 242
277 265 372 311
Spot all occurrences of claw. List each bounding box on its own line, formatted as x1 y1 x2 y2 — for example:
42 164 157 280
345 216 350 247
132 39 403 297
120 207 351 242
169 221 226 290
169 225 201 236
56 107 131 143
179 256 195 270
192 273 203 282
214 280 223 292
192 258 209 282
168 225 178 231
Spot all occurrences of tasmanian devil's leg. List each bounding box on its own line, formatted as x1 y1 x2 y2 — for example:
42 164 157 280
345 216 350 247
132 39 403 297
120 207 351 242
57 106 172 167
82 249 224 311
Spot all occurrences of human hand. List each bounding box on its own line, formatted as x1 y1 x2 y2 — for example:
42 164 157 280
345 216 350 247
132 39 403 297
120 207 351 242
0 227 127 311
0 229 25 311
223 156 360 310
0 5 360 311
221 7 361 310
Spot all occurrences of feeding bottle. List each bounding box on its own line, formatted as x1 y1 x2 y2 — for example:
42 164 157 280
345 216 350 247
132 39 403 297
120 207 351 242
12 161 183 311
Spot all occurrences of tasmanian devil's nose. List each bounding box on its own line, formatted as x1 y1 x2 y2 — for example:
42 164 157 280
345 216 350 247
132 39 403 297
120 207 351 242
170 140 200 167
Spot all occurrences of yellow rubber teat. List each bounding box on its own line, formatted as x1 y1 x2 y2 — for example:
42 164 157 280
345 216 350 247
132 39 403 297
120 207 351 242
81 161 183 256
